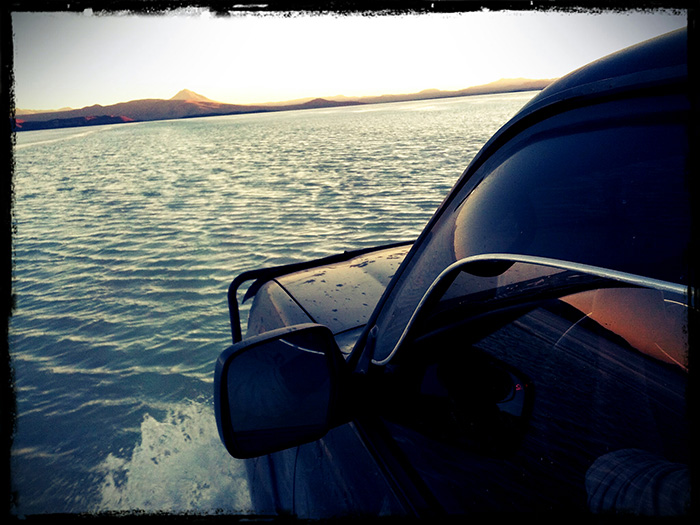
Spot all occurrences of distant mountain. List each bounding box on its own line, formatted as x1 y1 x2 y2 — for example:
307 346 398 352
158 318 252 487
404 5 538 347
13 79 555 132
13 91 363 131
332 78 556 105
169 89 218 103
14 107 76 115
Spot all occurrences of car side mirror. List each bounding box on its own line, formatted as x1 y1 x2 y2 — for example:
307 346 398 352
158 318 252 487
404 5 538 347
214 323 346 459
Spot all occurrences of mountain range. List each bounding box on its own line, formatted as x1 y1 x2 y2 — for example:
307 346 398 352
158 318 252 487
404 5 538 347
13 79 555 132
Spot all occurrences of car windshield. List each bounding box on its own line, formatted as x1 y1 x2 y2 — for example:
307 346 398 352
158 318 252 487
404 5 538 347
370 94 690 364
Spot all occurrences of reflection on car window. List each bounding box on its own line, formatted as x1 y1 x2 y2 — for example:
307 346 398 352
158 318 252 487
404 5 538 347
371 105 690 364
381 262 689 514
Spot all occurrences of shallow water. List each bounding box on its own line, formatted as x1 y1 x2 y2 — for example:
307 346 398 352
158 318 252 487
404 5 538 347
10 92 536 515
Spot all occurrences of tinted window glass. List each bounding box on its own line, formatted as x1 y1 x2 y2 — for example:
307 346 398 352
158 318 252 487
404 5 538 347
372 95 690 363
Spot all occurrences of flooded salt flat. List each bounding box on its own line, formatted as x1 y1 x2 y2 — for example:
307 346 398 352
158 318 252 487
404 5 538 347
10 92 536 515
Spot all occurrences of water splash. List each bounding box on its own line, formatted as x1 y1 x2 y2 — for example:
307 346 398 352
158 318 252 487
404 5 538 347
93 400 252 515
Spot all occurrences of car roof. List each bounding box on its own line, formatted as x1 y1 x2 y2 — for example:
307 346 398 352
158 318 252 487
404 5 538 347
519 27 687 117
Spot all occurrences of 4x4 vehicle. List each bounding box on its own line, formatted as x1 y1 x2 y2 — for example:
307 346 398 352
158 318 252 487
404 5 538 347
215 28 693 517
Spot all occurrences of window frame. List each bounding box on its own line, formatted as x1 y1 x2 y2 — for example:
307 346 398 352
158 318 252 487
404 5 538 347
372 253 688 366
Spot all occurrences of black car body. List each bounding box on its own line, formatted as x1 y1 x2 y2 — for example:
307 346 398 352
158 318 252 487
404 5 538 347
215 28 693 517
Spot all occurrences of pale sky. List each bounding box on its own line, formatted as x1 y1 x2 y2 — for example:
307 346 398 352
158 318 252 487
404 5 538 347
11 7 687 111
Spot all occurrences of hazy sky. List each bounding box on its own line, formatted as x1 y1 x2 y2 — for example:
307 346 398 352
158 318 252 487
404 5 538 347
11 7 687 111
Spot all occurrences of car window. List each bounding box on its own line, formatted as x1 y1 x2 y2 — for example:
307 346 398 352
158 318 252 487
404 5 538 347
379 261 689 514
370 94 690 364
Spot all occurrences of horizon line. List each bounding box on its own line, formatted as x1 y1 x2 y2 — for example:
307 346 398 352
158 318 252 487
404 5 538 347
15 77 559 114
